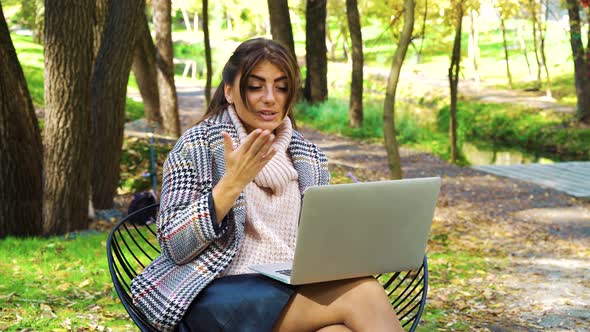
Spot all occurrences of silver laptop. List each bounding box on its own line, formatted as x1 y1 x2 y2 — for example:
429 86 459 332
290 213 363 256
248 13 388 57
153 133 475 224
250 177 441 285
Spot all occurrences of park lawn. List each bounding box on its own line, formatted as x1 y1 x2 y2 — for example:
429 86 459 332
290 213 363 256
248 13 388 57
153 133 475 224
0 233 134 331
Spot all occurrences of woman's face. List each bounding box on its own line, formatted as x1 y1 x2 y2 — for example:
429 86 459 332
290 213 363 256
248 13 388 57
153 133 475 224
225 60 289 133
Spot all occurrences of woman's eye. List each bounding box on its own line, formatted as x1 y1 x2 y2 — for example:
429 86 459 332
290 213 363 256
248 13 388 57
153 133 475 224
248 86 262 90
276 86 288 92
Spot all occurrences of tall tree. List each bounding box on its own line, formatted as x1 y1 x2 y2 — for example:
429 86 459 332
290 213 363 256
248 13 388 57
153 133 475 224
90 0 145 209
383 0 415 180
468 9 480 83
416 0 429 64
499 16 513 88
494 0 518 88
346 0 364 128
43 0 95 235
0 3 43 237
304 0 328 103
448 0 464 163
153 0 180 137
203 0 212 107
565 0 590 124
267 0 296 59
132 8 162 125
517 21 533 77
537 0 551 97
528 0 542 90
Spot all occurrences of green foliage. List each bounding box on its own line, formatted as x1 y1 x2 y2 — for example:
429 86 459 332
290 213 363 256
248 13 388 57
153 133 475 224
119 137 173 194
438 100 590 160
296 98 383 140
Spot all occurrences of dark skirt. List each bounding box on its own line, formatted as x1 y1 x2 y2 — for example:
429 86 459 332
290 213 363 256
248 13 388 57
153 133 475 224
177 273 296 332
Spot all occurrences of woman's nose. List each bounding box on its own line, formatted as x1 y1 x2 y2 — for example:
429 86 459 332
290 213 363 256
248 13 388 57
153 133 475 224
262 87 276 104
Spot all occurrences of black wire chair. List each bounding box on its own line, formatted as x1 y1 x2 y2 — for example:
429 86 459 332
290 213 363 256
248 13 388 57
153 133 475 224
107 203 428 332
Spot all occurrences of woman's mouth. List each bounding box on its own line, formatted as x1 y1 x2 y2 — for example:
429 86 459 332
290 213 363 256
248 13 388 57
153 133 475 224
258 110 279 121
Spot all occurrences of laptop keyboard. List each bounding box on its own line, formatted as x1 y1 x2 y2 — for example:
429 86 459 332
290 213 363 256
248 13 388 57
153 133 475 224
276 269 292 276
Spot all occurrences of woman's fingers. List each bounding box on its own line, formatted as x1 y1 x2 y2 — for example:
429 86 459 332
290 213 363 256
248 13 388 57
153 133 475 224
221 131 234 156
239 129 262 152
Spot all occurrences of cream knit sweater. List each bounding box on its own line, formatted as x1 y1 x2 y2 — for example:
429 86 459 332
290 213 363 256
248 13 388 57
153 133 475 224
223 107 301 276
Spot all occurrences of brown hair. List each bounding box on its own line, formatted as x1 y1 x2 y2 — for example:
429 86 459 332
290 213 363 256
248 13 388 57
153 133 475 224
197 38 300 128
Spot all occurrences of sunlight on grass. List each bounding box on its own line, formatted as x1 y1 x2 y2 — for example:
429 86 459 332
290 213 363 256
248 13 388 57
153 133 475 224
0 234 134 330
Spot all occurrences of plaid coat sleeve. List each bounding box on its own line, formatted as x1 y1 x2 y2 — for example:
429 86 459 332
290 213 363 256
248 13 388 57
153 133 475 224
157 125 228 265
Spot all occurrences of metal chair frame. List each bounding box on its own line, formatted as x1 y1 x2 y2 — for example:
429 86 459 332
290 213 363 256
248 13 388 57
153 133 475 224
107 203 428 331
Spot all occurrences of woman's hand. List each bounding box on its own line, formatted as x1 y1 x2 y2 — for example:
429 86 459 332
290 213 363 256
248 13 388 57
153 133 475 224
221 129 276 189
211 129 276 224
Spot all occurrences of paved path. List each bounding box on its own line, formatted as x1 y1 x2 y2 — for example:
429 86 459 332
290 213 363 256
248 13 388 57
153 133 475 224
474 162 590 198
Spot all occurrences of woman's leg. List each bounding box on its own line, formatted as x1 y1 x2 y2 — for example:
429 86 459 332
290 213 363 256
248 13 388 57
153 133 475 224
316 325 352 332
272 276 403 332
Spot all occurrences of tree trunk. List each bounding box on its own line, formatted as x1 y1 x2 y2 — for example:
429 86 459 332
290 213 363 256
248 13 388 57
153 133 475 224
517 22 533 76
346 0 363 128
416 0 428 64
304 0 328 103
0 4 43 237
267 0 296 59
203 0 212 107
468 9 479 83
93 0 111 62
500 17 513 88
90 0 145 209
448 0 463 163
566 0 590 124
43 0 95 235
132 8 162 124
383 0 415 180
538 0 551 97
529 0 542 89
153 0 180 137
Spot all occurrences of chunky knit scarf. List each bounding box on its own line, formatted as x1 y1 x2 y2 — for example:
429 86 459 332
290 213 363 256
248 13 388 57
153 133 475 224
227 105 298 194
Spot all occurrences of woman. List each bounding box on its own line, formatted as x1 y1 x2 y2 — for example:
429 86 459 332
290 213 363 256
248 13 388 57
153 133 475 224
131 38 403 332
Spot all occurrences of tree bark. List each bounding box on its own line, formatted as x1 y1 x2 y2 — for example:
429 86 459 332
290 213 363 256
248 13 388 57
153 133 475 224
132 8 162 124
267 0 296 59
0 4 43 237
203 0 212 107
383 0 415 180
346 0 363 128
90 0 145 209
500 17 513 88
304 0 328 103
448 0 463 163
153 0 180 137
93 0 111 62
566 0 590 124
43 0 95 235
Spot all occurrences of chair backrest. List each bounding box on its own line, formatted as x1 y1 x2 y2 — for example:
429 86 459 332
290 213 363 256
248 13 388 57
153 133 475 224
106 203 161 332
378 256 428 332
107 203 428 332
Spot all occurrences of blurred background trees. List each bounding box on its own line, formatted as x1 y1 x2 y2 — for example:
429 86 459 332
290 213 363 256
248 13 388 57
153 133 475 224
2 0 590 236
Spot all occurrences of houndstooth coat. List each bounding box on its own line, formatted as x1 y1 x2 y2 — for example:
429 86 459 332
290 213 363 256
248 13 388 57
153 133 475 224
130 111 330 331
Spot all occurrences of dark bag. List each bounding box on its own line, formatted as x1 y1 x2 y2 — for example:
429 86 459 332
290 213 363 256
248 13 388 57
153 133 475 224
127 191 158 225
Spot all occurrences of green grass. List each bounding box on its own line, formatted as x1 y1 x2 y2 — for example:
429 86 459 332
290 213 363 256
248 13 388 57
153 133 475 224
13 34 44 105
0 233 135 330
